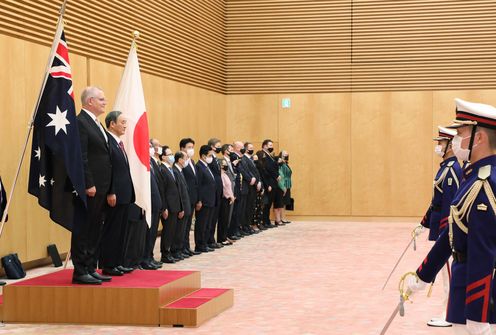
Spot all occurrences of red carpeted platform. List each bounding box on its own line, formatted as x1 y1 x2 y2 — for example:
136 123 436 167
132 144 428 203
2 269 233 327
12 269 194 288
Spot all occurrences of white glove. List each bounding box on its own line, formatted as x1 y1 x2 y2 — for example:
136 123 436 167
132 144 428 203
406 275 428 297
414 225 425 237
466 320 493 335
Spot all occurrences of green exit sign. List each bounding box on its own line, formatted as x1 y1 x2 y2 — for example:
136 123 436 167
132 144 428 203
281 98 291 108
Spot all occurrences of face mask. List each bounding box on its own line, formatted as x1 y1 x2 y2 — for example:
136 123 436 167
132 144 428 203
284 155 289 162
452 135 471 161
186 148 194 157
247 149 254 155
215 147 221 153
206 156 213 164
222 165 228 171
156 147 163 156
434 145 445 157
149 147 155 157
229 152 238 161
267 147 274 153
167 155 175 164
184 158 191 167
240 148 246 155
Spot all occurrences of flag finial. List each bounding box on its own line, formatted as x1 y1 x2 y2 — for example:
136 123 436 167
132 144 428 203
133 30 140 40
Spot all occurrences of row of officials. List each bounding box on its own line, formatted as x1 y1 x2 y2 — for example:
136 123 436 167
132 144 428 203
398 98 496 335
70 86 293 285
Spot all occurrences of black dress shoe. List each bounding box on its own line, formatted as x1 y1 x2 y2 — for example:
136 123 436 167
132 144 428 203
282 220 291 224
208 243 220 249
161 255 176 264
181 252 191 258
173 253 185 260
221 240 233 246
188 249 201 256
90 272 112 282
140 261 159 270
228 235 240 240
133 264 144 270
258 224 267 230
150 259 162 266
117 265 134 273
206 247 215 252
73 274 102 285
102 267 124 276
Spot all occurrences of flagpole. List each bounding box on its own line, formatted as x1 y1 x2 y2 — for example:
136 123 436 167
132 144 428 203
0 1 69 240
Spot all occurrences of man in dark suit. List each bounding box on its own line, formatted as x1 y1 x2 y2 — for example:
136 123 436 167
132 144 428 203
172 151 191 260
179 138 201 256
158 145 183 263
141 139 164 270
72 87 113 285
99 111 135 276
258 139 279 228
241 142 262 235
207 138 224 249
229 141 252 238
195 145 217 253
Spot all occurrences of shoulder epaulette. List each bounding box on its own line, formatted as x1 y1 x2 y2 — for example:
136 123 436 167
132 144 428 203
478 165 491 180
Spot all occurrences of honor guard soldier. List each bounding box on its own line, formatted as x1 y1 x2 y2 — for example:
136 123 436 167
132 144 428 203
408 98 496 335
419 126 462 327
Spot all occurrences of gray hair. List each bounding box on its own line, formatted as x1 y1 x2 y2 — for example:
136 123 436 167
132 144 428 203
80 86 102 106
105 111 122 128
207 137 221 147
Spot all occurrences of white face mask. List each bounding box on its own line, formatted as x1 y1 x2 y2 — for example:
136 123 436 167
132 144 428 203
184 158 191 167
206 156 213 164
452 135 471 161
186 148 194 158
149 147 155 157
434 144 445 157
167 155 175 164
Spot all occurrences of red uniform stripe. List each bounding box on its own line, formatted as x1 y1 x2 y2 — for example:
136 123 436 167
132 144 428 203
466 274 492 322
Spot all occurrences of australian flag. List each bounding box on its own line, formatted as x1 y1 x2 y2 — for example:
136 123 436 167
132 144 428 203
28 19 86 232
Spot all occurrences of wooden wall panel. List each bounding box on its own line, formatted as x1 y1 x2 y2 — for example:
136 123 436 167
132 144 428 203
0 0 226 93
351 92 432 216
278 94 352 216
226 0 351 94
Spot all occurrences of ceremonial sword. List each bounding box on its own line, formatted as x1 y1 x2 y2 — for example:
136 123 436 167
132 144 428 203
379 272 417 335
381 225 424 290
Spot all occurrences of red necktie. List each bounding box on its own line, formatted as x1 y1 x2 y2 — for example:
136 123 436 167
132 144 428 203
119 141 128 161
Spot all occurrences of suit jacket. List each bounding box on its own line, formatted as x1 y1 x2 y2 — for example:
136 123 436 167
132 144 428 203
208 157 224 200
257 150 279 190
196 160 217 207
233 153 250 196
108 135 135 205
158 163 182 213
182 159 199 206
174 165 191 216
77 110 112 194
240 155 261 189
150 158 163 213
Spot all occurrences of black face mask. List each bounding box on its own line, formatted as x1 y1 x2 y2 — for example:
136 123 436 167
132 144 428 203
214 147 221 153
267 147 274 153
240 148 246 154
247 149 254 155
222 165 228 171
284 155 289 162
229 152 238 161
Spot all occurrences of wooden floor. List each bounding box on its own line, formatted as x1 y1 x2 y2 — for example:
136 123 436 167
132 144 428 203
0 220 452 334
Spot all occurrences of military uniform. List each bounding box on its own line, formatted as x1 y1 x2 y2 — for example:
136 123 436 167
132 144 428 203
416 99 496 327
421 127 462 241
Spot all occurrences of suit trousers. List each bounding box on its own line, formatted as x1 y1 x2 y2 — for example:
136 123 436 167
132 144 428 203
160 213 178 255
71 193 107 276
122 216 147 268
233 194 247 233
263 188 276 225
172 215 187 254
100 203 130 268
143 210 160 263
183 203 195 250
244 187 257 228
194 206 214 250
217 197 233 242
207 198 221 244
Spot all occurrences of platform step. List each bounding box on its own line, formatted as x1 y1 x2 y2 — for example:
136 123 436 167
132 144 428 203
160 288 233 327
3 269 200 325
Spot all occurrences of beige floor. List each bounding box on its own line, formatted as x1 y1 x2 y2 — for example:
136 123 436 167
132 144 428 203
0 220 453 334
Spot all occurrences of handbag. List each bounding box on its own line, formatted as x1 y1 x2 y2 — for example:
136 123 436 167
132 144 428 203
285 197 294 211
1 253 26 279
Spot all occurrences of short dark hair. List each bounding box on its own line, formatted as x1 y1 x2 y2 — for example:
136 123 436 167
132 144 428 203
221 143 232 154
199 144 212 157
105 111 122 128
175 151 186 162
208 138 221 147
262 139 273 147
159 145 170 160
244 142 252 149
179 138 195 149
